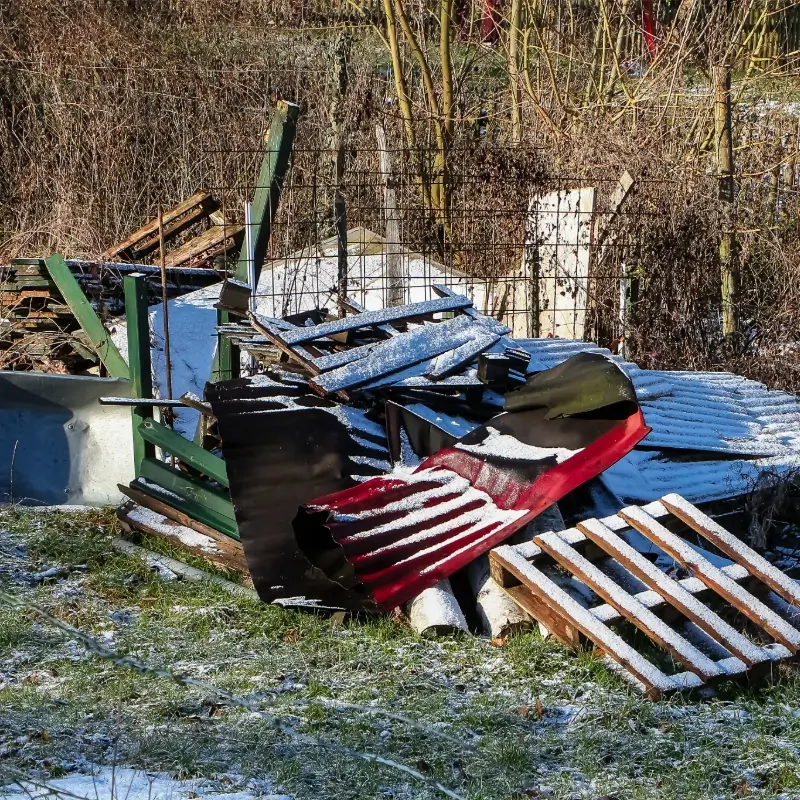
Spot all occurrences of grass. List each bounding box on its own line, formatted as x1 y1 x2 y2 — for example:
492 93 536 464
3 508 800 799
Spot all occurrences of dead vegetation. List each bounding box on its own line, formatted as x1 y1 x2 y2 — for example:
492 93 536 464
1 1 799 388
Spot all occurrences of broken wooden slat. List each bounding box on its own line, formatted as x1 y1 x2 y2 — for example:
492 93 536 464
129 203 221 261
426 330 500 380
661 493 800 610
341 296 400 338
310 315 489 395
619 505 800 652
163 223 245 268
430 284 512 335
576 518 768 667
102 191 216 260
280 294 474 346
492 544 679 697
537 531 723 680
247 312 351 402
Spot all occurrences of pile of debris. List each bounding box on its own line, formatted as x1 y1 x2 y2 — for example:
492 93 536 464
105 278 800 699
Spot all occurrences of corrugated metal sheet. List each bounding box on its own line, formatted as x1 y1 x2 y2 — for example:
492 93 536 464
512 338 800 503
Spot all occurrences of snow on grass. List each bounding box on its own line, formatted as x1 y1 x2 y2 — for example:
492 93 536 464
0 768 291 800
3 507 800 799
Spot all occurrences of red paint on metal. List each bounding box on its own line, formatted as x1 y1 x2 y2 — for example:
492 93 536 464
303 409 650 609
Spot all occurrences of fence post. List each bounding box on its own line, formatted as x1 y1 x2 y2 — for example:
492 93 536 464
124 273 155 476
714 63 738 340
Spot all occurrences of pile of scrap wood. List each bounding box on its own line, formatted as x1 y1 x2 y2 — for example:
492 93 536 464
103 191 244 270
0 191 237 375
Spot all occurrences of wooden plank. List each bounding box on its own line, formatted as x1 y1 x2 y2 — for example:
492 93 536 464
311 315 487 395
537 531 723 680
118 483 243 565
425 330 500 379
163 223 244 268
619 506 800 652
576 518 768 667
491 544 678 697
661 493 800 610
45 254 129 379
431 284 512 335
375 123 404 307
0 290 52 301
131 476 239 539
102 191 215 259
138 419 229 488
118 500 249 574
280 294 474 346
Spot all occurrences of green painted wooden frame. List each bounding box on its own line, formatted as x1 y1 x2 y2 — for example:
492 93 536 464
217 100 301 383
44 254 129 379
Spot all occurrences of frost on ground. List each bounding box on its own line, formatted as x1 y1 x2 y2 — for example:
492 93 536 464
2 507 800 800
0 767 290 800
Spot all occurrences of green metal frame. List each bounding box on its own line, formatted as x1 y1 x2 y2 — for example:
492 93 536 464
44 254 129 379
123 272 239 539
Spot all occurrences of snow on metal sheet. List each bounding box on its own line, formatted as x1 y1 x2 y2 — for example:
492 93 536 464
510 337 800 502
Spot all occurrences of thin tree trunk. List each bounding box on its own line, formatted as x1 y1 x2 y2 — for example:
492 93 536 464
508 0 523 142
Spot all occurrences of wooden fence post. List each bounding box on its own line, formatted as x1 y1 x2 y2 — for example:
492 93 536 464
714 63 738 340
124 273 155 476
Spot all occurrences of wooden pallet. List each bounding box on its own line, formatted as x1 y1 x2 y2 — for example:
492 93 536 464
102 191 243 268
490 493 800 698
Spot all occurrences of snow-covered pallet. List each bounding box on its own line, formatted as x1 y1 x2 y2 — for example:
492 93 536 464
490 494 800 699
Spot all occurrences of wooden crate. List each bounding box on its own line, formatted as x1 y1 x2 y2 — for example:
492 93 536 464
490 493 800 698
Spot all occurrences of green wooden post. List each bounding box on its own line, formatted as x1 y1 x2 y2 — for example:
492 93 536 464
124 273 155 474
216 308 240 383
235 100 300 283
43 254 129 379
214 100 300 387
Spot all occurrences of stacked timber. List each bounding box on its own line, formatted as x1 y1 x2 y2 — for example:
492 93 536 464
0 258 97 371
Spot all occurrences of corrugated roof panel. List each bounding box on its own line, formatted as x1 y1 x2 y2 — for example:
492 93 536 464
510 336 800 501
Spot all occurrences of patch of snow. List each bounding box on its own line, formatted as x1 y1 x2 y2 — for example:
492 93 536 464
0 768 291 800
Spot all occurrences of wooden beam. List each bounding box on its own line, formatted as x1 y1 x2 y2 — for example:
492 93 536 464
124 273 155 473
235 101 301 283
102 191 216 260
44 254 129 378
